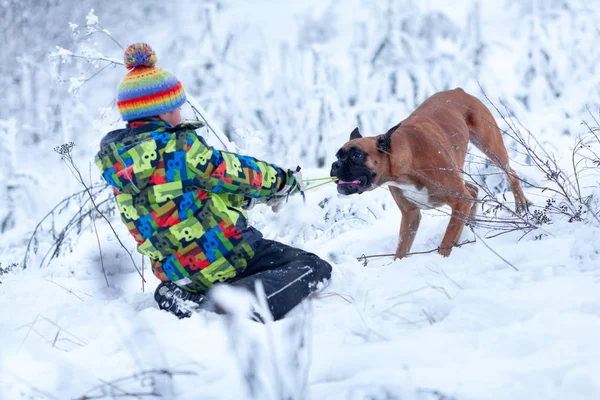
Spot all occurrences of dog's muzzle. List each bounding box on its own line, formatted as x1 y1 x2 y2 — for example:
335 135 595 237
330 160 373 195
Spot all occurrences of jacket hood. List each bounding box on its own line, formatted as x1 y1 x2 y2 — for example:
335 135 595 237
95 120 204 194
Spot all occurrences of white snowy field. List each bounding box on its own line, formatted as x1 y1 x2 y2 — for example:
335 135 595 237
3 0 600 398
1 174 600 399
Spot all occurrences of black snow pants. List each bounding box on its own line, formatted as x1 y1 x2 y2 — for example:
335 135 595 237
154 239 332 321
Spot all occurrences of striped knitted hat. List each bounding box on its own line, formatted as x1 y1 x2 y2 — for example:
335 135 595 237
117 43 187 122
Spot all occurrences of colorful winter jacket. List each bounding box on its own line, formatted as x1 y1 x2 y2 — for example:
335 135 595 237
95 120 287 293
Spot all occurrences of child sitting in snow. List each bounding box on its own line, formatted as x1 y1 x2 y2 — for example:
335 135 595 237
95 43 332 320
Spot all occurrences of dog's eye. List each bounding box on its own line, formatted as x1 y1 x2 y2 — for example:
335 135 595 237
351 152 363 161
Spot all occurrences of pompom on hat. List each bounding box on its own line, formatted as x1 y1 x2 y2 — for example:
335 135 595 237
117 43 186 122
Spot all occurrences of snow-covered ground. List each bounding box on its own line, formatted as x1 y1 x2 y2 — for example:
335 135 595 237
3 0 600 399
2 176 600 399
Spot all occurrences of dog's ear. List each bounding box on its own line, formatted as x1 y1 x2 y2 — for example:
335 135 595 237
376 122 400 153
350 127 362 140
376 136 390 153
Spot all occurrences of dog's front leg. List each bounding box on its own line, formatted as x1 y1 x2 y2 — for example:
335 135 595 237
395 207 422 260
439 199 471 257
390 188 422 260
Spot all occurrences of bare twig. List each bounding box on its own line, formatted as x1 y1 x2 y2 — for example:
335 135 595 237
54 143 145 286
23 182 108 268
311 291 354 304
56 52 123 66
16 314 87 352
187 99 231 151
94 22 125 51
18 314 39 352
357 239 476 266
38 197 113 268
469 226 518 271
89 162 109 288
75 369 197 400
1 370 62 400
44 278 84 302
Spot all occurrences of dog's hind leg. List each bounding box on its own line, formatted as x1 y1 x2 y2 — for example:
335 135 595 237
466 104 531 213
390 187 422 260
465 181 479 225
439 186 473 257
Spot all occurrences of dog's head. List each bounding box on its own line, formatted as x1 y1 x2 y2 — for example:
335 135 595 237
330 127 390 195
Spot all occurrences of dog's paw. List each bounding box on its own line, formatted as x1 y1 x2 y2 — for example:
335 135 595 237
516 200 533 215
438 247 452 257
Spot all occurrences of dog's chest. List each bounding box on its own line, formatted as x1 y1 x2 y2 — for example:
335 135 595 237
386 182 434 209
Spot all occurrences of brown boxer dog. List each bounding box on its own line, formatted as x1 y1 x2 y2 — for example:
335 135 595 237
330 88 530 259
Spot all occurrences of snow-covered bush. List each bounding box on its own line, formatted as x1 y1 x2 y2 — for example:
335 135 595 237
0 118 40 234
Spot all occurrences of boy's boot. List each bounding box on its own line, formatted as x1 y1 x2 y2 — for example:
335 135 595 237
154 281 208 319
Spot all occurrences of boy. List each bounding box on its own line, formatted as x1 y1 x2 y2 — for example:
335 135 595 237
95 43 332 320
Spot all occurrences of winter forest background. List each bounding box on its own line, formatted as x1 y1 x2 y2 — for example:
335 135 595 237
2 0 600 399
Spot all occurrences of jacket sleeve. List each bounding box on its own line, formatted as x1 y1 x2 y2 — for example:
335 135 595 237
185 131 286 198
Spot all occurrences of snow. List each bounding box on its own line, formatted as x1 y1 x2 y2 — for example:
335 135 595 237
86 9 99 26
2 181 600 399
51 46 74 58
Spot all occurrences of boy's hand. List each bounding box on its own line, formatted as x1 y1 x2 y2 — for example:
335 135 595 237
279 167 304 196
242 167 304 213
242 197 259 210
241 195 285 212
268 167 304 213
266 195 287 213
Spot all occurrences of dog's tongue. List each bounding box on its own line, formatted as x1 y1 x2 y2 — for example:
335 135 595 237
338 179 361 185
